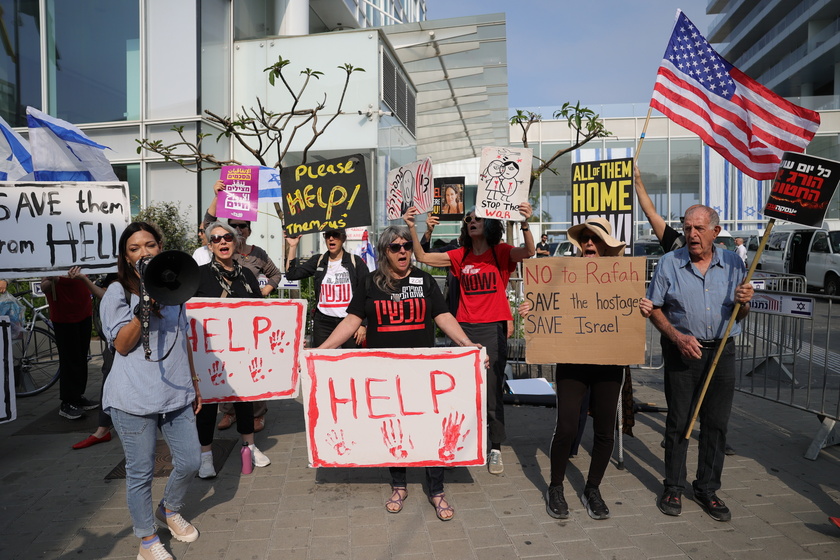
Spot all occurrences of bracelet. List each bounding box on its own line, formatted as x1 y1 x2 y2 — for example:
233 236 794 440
191 376 200 382
520 225 530 231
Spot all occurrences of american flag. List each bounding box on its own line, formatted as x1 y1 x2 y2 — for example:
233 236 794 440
651 10 820 180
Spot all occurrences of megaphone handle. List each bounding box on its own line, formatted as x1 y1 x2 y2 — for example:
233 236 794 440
137 279 153 361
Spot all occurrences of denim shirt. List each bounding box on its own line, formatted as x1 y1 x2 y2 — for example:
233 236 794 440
647 246 746 340
100 282 195 416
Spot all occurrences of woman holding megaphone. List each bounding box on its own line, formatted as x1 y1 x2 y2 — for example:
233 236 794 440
100 222 203 560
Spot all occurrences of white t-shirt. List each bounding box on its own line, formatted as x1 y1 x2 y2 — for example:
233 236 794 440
192 245 212 266
735 244 747 263
317 259 353 317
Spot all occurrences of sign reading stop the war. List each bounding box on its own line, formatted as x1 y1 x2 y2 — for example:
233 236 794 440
185 298 307 402
302 347 486 468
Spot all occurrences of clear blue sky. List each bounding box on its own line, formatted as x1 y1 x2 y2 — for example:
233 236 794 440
429 1 715 109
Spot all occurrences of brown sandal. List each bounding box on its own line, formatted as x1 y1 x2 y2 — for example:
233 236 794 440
429 492 454 521
385 487 407 513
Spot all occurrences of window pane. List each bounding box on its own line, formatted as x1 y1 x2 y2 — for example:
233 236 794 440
47 0 139 123
0 0 41 126
112 163 141 216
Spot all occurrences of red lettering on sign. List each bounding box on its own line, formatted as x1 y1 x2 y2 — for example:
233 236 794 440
328 377 358 422
430 370 456 413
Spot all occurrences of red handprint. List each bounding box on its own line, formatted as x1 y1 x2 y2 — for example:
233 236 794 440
325 429 354 456
249 357 265 382
269 329 289 353
381 419 414 459
439 412 470 462
208 360 226 385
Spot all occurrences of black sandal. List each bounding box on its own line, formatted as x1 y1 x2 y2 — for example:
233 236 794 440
385 486 407 513
429 492 454 521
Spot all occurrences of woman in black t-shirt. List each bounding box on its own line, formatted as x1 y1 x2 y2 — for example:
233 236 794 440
318 225 478 522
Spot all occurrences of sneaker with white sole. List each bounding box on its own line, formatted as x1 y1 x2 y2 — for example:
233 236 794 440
250 444 270 467
488 449 504 475
198 453 216 479
137 540 173 560
155 506 199 542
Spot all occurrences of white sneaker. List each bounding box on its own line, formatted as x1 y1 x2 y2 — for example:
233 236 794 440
137 540 173 560
488 449 504 475
250 444 271 467
198 452 216 479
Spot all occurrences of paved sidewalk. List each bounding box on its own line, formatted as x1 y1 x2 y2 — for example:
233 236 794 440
1 360 839 559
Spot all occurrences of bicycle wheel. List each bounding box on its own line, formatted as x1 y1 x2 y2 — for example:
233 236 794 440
13 327 61 397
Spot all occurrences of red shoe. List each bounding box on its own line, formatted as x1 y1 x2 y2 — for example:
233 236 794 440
253 416 265 433
830 517 840 529
72 431 112 449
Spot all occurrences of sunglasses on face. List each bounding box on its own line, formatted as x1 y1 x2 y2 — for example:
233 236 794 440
230 223 249 230
210 233 235 243
464 215 483 224
579 234 604 244
388 242 413 253
324 232 342 240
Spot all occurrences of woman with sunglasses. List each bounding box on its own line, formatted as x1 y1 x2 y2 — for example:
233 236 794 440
193 222 271 478
518 217 626 521
285 227 370 347
99 222 202 560
317 226 479 521
404 204 535 475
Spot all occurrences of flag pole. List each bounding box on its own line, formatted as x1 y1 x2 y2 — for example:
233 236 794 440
633 107 654 164
683 218 776 438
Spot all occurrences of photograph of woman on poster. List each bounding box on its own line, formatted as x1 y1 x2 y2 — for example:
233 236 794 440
441 184 464 215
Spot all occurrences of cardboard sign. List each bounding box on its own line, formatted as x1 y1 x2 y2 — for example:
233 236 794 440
219 166 259 222
386 158 433 219
571 158 634 255
523 257 647 365
432 177 465 220
302 347 487 468
0 181 130 278
476 147 532 221
281 154 371 235
185 298 307 402
0 316 15 424
764 152 840 227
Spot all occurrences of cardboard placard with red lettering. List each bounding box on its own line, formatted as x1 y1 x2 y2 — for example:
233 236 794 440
281 154 371 235
218 166 260 222
523 257 647 365
302 347 487 468
475 146 532 221
185 298 307 402
385 157 434 219
570 158 634 255
0 181 130 279
763 152 840 227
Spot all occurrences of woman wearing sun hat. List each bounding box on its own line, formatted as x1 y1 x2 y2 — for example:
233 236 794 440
520 217 626 522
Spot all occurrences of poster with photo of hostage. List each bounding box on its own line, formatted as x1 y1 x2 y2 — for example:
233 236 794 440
386 157 433 220
432 177 466 220
570 158 634 256
475 146 533 221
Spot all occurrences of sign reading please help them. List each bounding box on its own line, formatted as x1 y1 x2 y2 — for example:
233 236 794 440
302 347 487 468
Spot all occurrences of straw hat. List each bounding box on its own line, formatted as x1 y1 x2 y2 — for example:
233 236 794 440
567 217 626 256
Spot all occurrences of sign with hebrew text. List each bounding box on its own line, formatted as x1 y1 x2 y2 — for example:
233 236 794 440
219 166 260 221
185 298 307 402
763 152 840 227
523 257 646 365
302 347 487 468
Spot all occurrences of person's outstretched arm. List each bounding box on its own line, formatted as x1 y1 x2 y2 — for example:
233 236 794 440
634 166 667 241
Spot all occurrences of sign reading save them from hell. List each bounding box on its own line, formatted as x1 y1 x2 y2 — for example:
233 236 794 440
0 181 130 279
523 257 647 365
302 347 487 468
281 154 371 235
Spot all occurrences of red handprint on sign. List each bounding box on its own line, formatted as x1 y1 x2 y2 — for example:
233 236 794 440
325 429 354 456
439 412 470 462
269 329 289 353
381 419 414 459
249 357 265 382
208 360 226 386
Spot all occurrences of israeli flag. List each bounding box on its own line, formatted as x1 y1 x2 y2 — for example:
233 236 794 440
258 166 282 203
0 116 33 180
26 107 117 181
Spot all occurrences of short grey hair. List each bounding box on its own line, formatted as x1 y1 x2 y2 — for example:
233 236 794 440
204 221 239 242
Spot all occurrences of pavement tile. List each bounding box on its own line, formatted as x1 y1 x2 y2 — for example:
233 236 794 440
430 537 478 559
509 532 560 557
268 525 311 549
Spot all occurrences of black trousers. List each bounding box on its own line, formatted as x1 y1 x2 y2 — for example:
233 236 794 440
196 401 255 446
460 321 506 445
389 466 445 496
54 316 92 404
313 310 360 348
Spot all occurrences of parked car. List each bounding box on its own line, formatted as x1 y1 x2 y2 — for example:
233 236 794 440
553 241 574 257
757 225 840 294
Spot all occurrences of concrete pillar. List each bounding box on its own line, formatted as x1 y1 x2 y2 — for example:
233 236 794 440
275 0 309 36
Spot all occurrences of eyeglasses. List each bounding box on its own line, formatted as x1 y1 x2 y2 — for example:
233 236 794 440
230 223 249 230
210 233 235 243
387 242 413 253
579 234 604 244
464 215 483 224
324 231 343 239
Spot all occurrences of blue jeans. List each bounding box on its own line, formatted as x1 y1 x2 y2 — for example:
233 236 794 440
662 338 735 496
111 405 201 538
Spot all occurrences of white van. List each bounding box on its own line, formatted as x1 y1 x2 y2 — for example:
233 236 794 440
757 225 840 294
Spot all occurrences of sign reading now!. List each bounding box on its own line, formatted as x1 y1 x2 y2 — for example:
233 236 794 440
523 257 647 365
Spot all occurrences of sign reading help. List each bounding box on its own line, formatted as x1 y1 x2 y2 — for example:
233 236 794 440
302 347 487 468
523 257 647 365
0 181 129 278
185 298 307 402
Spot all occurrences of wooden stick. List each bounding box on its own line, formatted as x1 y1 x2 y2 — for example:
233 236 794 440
633 107 654 164
683 218 776 438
